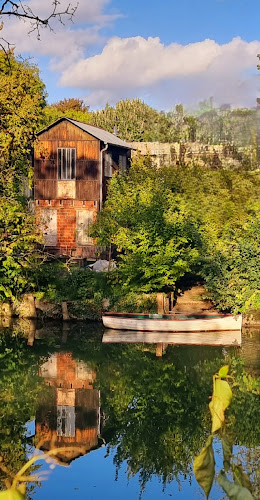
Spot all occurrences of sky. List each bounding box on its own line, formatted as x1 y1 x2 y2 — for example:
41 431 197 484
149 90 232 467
2 0 260 111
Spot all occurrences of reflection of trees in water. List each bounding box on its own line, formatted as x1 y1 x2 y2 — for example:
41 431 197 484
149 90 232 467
0 332 44 490
94 343 260 493
0 325 259 496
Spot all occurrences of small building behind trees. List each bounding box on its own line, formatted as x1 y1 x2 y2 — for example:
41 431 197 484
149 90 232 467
34 117 132 259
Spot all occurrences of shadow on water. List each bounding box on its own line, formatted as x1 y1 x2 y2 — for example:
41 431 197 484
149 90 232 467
0 320 259 499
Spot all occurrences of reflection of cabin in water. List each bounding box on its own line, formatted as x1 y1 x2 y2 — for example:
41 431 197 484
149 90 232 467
36 352 101 464
34 118 133 260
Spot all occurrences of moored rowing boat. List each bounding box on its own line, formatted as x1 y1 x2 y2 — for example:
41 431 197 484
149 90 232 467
102 312 242 333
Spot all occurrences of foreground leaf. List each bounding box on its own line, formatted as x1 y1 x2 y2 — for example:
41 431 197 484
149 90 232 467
217 470 254 499
221 435 233 472
233 465 253 492
193 435 215 499
209 377 232 433
218 365 229 379
0 488 25 500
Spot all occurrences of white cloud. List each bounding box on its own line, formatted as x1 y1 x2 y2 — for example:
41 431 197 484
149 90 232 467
1 0 120 68
59 36 260 109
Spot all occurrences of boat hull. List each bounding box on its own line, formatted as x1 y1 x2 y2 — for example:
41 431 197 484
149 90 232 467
102 313 242 333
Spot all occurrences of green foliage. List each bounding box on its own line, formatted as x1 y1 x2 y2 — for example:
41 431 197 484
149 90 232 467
89 98 178 142
0 325 259 498
92 156 201 293
196 108 257 147
0 51 46 300
0 198 43 300
193 435 215 499
193 362 258 499
92 156 260 310
0 50 46 196
0 331 44 486
41 98 91 128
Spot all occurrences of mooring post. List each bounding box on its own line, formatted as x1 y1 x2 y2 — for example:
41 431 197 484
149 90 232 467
22 294 37 319
27 320 36 346
156 343 163 357
157 293 164 314
1 302 13 318
61 301 70 321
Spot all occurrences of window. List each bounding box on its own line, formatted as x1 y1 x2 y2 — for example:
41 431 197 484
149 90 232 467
119 154 127 171
57 148 76 180
104 152 112 177
76 210 94 245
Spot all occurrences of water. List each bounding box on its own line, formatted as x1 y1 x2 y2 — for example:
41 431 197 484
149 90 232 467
0 321 259 499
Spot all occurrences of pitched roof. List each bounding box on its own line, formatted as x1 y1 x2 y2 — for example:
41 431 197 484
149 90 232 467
37 117 134 149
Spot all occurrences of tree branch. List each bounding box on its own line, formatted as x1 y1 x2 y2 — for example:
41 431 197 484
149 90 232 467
0 0 78 39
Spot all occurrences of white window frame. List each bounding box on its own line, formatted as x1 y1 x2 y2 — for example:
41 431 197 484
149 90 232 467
57 148 76 180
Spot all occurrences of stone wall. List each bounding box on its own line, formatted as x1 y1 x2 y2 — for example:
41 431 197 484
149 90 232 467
130 141 253 170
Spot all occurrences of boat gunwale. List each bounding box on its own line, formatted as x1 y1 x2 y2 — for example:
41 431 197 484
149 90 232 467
102 312 240 322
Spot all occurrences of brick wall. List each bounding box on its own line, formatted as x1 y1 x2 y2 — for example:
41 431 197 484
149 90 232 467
36 199 98 257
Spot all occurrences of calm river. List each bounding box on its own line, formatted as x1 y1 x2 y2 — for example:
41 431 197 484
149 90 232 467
0 321 259 499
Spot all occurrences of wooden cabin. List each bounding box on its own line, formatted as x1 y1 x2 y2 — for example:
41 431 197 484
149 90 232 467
34 117 133 259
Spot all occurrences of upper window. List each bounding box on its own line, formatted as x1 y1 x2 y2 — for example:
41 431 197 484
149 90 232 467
58 148 76 180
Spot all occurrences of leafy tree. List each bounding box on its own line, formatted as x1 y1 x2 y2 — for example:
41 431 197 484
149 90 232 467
0 331 45 489
92 155 201 292
93 155 260 311
0 198 43 301
89 99 177 142
41 98 91 128
0 50 46 196
0 51 45 300
175 166 260 311
51 98 89 113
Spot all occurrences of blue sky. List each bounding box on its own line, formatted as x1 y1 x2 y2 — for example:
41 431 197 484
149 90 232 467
2 0 260 110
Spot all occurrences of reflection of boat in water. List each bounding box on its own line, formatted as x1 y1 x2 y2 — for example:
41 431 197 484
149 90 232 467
102 312 242 333
102 329 242 346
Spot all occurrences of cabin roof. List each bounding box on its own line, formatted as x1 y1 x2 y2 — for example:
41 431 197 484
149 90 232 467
37 117 134 150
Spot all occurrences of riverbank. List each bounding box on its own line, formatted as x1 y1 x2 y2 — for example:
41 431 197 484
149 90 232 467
1 285 260 326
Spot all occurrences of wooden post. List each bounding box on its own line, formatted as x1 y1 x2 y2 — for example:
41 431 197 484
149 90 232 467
157 293 164 314
27 320 36 346
1 302 13 318
156 343 163 357
0 315 12 328
170 292 175 312
164 296 170 314
61 301 70 321
21 294 37 319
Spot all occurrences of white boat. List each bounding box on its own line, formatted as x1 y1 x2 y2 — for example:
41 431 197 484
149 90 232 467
102 312 242 333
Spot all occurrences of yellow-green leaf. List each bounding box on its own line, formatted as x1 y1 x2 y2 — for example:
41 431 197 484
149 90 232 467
218 365 229 379
0 489 25 500
193 435 215 499
209 378 232 433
